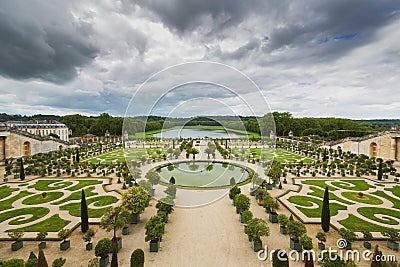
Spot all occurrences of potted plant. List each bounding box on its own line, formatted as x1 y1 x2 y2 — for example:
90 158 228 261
299 235 314 264
164 184 177 199
277 214 289 234
241 210 253 234
82 229 95 251
362 231 373 249
145 215 165 252
122 187 149 224
287 221 307 252
156 197 175 218
100 206 130 252
229 186 241 205
246 218 270 252
338 228 357 250
58 229 71 251
145 171 161 197
36 231 48 249
264 196 279 223
382 230 399 251
255 188 269 206
250 173 263 195
316 232 327 250
8 230 24 251
95 238 112 267
234 194 250 218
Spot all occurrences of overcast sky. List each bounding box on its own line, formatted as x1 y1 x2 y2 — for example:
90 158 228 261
0 0 399 119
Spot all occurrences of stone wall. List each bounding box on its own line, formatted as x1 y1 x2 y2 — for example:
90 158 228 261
328 131 400 161
0 128 72 162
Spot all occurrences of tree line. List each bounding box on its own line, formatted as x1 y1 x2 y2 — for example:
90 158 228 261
1 112 396 140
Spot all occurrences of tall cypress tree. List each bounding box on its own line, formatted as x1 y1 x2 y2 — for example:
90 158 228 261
76 148 80 163
20 158 25 180
37 249 48 267
81 189 89 233
322 148 327 162
321 187 330 232
377 158 383 181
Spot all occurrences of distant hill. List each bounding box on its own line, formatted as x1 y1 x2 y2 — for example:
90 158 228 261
354 119 400 127
0 113 62 122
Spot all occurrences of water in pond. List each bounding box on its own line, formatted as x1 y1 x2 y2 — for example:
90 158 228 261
151 128 246 139
157 161 249 187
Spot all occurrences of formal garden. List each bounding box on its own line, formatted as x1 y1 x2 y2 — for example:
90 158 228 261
279 179 400 234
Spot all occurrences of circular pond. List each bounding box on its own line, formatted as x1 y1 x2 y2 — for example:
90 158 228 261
156 161 250 188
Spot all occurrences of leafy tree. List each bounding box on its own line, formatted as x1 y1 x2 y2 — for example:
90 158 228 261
122 187 149 215
57 229 71 243
316 232 327 244
37 249 49 267
145 171 160 188
287 221 307 242
321 187 330 232
8 230 24 242
246 218 270 243
156 197 174 215
277 214 289 228
263 196 279 214
81 189 89 233
145 215 165 242
82 229 95 244
95 238 112 259
100 206 130 245
229 186 241 200
338 228 357 243
241 210 253 224
234 194 251 213
130 249 145 267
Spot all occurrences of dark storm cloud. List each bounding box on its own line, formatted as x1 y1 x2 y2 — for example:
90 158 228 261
0 0 99 83
132 0 267 35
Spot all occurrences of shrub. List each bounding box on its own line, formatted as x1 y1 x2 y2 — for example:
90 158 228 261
272 250 289 267
130 249 145 267
8 230 24 241
1 259 25 267
287 221 307 242
277 214 289 227
316 232 327 243
82 229 95 243
241 210 253 224
52 258 66 267
338 228 357 242
234 194 250 213
57 229 71 242
95 238 112 259
299 235 313 250
228 186 241 200
36 231 48 241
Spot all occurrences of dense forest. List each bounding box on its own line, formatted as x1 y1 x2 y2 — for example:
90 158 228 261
0 112 398 141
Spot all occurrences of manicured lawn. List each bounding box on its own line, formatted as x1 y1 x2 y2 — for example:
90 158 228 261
357 207 400 225
386 185 400 198
52 186 98 205
22 192 65 205
372 191 400 209
331 180 374 191
66 180 102 191
0 191 33 211
287 195 347 218
0 207 49 225
339 214 396 233
341 192 383 205
308 186 353 205
301 180 338 191
60 195 118 218
13 214 70 232
0 185 18 199
29 180 73 191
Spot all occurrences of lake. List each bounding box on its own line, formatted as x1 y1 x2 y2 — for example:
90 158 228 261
151 128 246 139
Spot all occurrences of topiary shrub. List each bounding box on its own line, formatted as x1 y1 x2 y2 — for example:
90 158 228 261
130 248 145 267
